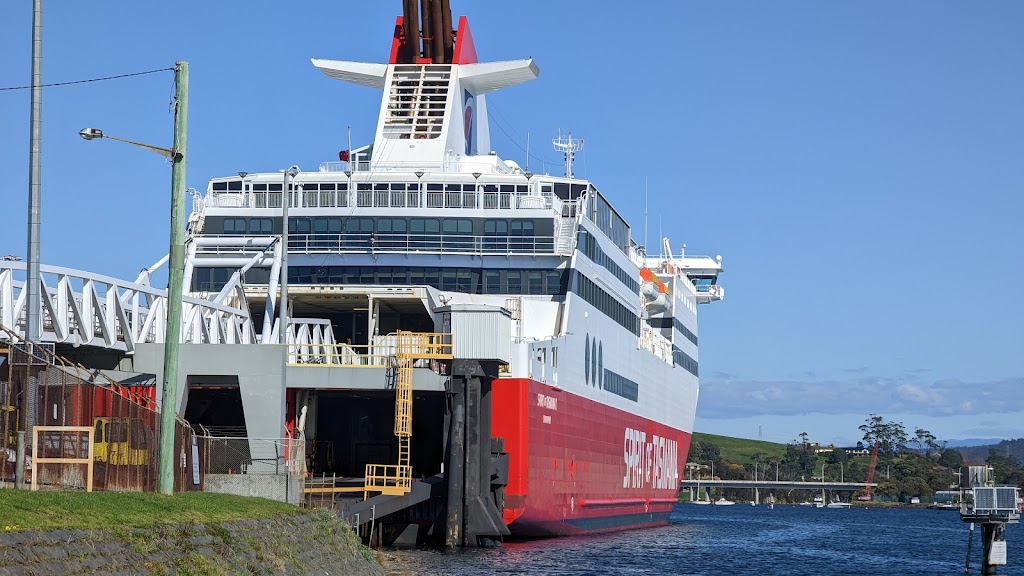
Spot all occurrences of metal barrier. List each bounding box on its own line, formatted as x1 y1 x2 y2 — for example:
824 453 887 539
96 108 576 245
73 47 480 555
31 426 94 492
193 433 306 503
0 324 168 492
285 342 398 367
197 435 305 476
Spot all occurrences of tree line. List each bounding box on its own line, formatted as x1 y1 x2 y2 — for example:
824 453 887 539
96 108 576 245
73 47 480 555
687 414 1024 503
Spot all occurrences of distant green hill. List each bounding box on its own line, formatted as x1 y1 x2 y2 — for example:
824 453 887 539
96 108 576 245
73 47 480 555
691 432 787 464
957 438 1024 464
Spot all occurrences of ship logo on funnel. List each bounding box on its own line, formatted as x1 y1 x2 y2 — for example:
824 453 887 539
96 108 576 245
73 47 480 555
463 89 476 155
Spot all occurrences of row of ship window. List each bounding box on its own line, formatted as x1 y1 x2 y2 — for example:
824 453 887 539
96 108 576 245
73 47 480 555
212 179 596 198
191 266 570 296
672 347 699 377
577 229 639 294
216 216 542 237
589 191 631 254
649 317 699 346
572 272 641 336
603 370 640 402
213 181 533 193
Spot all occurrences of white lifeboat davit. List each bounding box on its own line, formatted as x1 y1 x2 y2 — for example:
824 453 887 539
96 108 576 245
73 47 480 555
639 268 670 315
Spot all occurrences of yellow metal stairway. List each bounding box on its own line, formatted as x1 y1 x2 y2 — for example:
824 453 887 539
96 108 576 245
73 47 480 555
364 331 452 497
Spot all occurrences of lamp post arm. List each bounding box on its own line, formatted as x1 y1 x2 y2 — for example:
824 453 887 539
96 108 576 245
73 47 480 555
103 134 178 160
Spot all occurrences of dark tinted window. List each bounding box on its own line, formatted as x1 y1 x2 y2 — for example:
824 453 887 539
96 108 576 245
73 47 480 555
224 218 247 234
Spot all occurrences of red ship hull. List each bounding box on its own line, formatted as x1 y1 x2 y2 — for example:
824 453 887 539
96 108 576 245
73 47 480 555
492 378 691 537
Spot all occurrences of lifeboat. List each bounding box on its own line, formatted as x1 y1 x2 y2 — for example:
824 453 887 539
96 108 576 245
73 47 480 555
639 268 670 314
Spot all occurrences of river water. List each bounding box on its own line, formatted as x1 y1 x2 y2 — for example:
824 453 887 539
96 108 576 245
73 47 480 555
383 504 1024 575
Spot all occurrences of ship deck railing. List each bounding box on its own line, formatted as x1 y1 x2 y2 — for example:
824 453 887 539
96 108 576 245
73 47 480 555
200 189 563 212
277 342 441 370
639 325 674 365
194 232 559 257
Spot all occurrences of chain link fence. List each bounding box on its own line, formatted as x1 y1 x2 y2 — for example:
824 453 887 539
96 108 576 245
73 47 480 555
0 325 195 492
194 433 305 503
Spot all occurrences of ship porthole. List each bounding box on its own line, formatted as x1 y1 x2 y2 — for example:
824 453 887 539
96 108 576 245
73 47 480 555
591 339 598 388
598 341 604 390
584 334 590 384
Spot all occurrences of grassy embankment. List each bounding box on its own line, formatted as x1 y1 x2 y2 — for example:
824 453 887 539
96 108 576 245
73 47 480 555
0 491 300 532
691 432 787 464
0 491 383 575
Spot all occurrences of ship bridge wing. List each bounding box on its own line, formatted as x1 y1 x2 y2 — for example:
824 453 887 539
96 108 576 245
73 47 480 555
678 255 725 304
459 59 540 94
310 59 388 89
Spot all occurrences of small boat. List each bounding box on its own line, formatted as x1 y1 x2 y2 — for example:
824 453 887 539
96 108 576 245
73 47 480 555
813 494 825 508
826 501 851 509
714 498 736 506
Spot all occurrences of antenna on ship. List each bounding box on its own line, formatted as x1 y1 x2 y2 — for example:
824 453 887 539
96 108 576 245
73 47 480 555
644 177 649 256
552 132 583 179
526 132 530 173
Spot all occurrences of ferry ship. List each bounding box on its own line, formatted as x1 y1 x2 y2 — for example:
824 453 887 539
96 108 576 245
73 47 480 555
184 0 723 541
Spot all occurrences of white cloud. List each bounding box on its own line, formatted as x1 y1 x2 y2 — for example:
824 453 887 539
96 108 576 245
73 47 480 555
698 375 1024 419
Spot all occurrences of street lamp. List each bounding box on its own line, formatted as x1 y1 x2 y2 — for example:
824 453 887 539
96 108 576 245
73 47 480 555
79 61 188 495
415 170 424 209
472 172 482 209
280 165 299 345
78 128 178 160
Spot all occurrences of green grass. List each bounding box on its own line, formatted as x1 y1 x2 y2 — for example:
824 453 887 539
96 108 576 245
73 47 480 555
0 491 301 532
693 432 787 464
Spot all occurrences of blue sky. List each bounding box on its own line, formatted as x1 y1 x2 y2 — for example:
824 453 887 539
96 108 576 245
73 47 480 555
2 2 1022 447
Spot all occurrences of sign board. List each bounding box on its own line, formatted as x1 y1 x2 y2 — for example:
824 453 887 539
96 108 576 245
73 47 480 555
191 436 201 485
989 541 1007 565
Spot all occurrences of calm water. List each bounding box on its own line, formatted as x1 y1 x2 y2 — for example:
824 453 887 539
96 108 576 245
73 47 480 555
386 505 1024 575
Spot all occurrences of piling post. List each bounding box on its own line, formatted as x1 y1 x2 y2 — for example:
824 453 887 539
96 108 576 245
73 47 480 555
15 431 26 489
444 377 465 547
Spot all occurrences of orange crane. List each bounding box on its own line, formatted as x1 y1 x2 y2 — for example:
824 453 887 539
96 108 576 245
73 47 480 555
858 440 880 501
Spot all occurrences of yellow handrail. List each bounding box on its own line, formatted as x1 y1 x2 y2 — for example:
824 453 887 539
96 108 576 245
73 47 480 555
363 331 453 498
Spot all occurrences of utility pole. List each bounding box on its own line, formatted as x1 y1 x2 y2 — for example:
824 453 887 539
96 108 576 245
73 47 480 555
22 0 44 478
157 61 188 495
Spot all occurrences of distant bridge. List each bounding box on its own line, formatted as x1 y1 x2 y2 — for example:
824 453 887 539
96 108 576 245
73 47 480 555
680 479 877 492
680 479 878 505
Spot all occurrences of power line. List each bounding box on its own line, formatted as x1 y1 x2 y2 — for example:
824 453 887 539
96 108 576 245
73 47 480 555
0 67 174 92
486 97 563 167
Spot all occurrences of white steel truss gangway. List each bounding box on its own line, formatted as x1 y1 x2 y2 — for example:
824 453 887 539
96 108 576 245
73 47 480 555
0 258 258 353
0 256 337 356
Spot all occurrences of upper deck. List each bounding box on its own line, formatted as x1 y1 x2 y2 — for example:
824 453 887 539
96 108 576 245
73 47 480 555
191 164 641 263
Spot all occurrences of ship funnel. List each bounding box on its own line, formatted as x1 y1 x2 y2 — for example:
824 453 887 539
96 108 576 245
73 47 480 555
401 0 454 64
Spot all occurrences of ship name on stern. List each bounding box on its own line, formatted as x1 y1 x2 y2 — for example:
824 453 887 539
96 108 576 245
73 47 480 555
537 393 558 410
623 428 678 490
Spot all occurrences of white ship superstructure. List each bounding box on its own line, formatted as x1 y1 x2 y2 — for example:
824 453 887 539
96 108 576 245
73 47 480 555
182 3 724 539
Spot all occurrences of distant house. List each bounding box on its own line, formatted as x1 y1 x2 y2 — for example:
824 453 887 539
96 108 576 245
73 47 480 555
804 442 871 456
